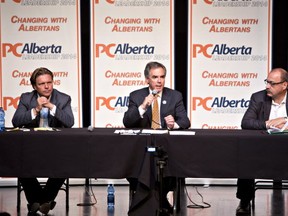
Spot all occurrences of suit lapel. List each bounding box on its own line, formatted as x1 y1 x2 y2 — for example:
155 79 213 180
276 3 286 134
49 89 56 105
31 91 38 108
142 88 152 123
160 89 168 127
286 92 288 114
262 92 272 120
263 100 271 120
263 91 288 120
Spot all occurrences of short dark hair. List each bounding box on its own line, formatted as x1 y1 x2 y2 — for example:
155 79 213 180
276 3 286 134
144 61 167 78
30 67 53 87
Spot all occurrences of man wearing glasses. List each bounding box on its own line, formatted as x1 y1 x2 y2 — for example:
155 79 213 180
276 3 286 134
236 68 288 215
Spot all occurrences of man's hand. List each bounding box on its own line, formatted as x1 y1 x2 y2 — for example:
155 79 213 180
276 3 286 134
37 96 54 110
141 94 156 110
266 117 287 129
164 115 175 129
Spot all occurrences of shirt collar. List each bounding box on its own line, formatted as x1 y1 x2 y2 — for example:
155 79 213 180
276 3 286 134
272 92 287 106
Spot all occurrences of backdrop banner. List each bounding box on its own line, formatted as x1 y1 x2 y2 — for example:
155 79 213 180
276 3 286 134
91 0 174 127
0 0 82 127
188 0 272 129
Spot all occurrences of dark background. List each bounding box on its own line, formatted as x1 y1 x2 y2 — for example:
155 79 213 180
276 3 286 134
80 1 288 127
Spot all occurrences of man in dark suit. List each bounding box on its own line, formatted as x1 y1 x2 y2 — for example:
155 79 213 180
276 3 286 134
12 67 74 215
123 61 190 130
123 61 190 214
236 68 288 215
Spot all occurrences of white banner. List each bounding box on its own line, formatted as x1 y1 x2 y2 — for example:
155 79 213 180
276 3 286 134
0 0 82 127
91 0 174 127
188 0 272 129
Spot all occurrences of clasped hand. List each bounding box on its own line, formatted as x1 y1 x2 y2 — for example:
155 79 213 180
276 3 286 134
266 117 287 129
36 96 53 110
164 115 175 129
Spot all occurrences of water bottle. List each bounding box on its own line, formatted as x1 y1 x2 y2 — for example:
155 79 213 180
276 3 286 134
39 107 49 128
107 184 115 208
0 107 5 132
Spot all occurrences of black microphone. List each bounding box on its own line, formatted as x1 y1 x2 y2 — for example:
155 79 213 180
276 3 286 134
88 125 94 132
152 89 158 96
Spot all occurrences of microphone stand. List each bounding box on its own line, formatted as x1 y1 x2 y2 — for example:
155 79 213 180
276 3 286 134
77 178 96 207
155 147 169 216
77 127 96 207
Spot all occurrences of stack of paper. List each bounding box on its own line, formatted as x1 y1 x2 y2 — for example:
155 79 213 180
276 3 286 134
267 121 288 134
169 131 195 135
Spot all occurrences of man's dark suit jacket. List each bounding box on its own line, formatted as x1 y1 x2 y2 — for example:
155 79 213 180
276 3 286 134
123 87 190 129
241 89 288 129
12 89 74 128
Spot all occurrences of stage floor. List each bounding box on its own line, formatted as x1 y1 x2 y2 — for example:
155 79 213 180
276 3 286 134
0 184 286 216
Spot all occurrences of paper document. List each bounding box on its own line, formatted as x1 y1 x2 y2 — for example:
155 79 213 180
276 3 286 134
267 121 288 134
169 130 196 135
34 127 60 131
5 127 30 132
114 129 140 135
141 129 168 134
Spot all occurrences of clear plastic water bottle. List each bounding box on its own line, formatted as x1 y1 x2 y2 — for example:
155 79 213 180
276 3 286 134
107 184 115 208
39 107 49 128
0 107 5 132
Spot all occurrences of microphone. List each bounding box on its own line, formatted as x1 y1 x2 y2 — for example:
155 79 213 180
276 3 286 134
88 125 94 132
152 89 158 96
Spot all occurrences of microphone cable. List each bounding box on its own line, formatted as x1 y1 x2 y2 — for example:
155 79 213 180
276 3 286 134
77 178 97 206
185 185 211 209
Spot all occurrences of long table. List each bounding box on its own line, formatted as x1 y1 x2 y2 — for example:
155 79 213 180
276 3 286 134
1 128 287 215
160 129 288 180
0 128 150 179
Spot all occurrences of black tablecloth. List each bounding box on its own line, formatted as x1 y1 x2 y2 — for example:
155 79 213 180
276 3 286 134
1 128 288 215
158 129 288 179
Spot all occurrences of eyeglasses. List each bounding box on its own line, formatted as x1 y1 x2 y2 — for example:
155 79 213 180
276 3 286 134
264 79 286 86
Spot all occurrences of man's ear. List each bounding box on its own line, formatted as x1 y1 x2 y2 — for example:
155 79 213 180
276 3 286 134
145 78 149 85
